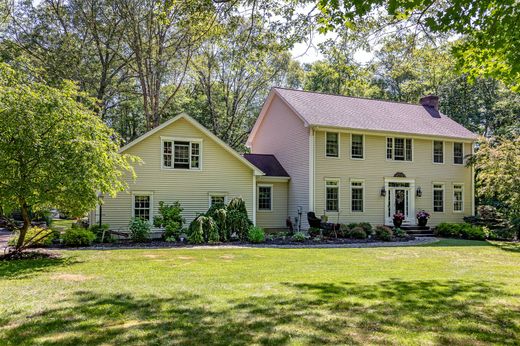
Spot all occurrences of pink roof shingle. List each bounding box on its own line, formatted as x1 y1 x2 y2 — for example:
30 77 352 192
273 88 477 140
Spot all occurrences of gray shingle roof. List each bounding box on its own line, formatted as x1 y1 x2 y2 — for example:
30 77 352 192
243 154 290 177
274 88 477 140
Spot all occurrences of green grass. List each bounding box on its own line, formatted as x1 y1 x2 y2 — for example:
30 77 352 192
0 239 519 345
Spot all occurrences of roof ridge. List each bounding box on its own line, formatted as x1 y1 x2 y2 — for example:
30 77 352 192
272 86 437 109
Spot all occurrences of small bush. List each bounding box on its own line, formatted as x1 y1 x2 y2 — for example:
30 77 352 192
291 231 306 242
163 222 181 241
375 225 393 241
347 223 358 230
8 227 55 247
393 227 407 238
308 227 321 238
89 224 112 243
153 201 184 241
348 226 367 239
248 226 265 243
357 222 372 233
489 227 517 241
129 217 151 242
460 224 488 240
62 228 96 247
435 223 463 238
188 215 218 244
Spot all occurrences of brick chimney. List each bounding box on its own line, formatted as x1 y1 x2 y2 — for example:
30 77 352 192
419 95 439 110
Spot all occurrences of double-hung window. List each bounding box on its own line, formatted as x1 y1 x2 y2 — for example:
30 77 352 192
133 195 151 221
163 139 201 170
453 184 464 212
325 180 339 212
258 185 272 211
351 134 364 159
387 137 412 161
453 142 464 164
433 141 444 163
209 194 226 208
326 132 339 157
433 184 444 212
351 180 364 212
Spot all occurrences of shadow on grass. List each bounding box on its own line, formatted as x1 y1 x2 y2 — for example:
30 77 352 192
489 241 520 253
0 254 78 279
1 280 518 345
419 238 493 247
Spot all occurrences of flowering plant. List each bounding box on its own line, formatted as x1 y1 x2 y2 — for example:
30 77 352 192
416 210 431 219
393 212 405 222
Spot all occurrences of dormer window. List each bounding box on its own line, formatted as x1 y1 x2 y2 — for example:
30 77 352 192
162 138 201 170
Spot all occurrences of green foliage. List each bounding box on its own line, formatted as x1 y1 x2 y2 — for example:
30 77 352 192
206 205 227 241
435 223 489 240
247 226 266 244
226 197 252 240
128 218 151 243
8 227 55 247
471 137 520 217
188 215 216 244
375 225 393 241
393 228 407 238
308 227 321 238
356 222 373 233
61 228 96 247
89 224 111 243
348 227 367 239
291 232 306 242
0 61 137 248
153 201 184 241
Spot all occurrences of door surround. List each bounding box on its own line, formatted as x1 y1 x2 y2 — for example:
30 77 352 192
384 177 416 225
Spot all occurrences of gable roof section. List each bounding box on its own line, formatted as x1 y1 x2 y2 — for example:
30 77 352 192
243 154 290 177
249 88 477 144
120 113 264 175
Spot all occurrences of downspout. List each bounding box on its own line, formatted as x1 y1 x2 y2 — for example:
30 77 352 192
309 127 315 212
471 142 475 216
252 173 257 225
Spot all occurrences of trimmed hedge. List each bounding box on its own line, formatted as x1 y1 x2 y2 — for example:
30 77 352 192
435 223 489 240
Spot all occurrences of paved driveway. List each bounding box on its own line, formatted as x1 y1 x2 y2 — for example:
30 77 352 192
0 230 11 251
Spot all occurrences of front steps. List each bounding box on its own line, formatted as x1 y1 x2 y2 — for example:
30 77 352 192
401 225 435 237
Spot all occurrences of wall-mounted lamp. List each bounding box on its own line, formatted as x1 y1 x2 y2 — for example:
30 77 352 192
380 187 386 197
416 186 422 197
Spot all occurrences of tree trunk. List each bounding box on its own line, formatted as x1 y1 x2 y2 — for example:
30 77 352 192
15 201 31 250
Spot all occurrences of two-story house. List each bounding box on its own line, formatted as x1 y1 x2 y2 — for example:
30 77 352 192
92 88 477 232
247 88 477 228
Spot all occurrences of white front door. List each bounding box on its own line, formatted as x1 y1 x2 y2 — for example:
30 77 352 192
385 179 415 225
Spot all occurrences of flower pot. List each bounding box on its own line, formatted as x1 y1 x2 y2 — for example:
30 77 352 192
418 218 428 227
393 219 403 227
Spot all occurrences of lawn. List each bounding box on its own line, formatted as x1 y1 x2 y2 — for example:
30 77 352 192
0 240 519 345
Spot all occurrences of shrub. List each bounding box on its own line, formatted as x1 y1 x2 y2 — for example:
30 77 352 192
460 224 489 240
188 215 218 244
89 224 112 243
129 217 151 242
375 225 393 241
393 227 407 238
489 227 517 241
62 228 96 247
153 201 184 241
227 208 251 240
248 226 265 243
207 206 227 241
348 226 367 239
435 223 463 238
8 227 55 247
357 222 372 233
291 231 306 242
308 227 321 238
347 223 358 230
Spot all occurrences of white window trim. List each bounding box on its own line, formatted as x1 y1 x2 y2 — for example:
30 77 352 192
453 183 464 213
432 140 445 164
325 178 340 212
325 131 340 158
453 142 465 165
350 133 365 160
208 193 228 208
257 184 273 212
131 191 154 222
386 137 414 163
432 182 445 213
350 179 365 213
161 136 203 171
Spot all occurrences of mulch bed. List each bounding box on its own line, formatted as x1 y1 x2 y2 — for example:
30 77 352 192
0 250 61 261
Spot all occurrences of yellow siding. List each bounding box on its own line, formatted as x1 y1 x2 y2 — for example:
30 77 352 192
314 130 473 226
255 180 289 229
101 117 254 230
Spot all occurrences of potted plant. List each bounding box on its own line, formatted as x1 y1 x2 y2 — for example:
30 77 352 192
416 210 431 227
393 212 405 227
